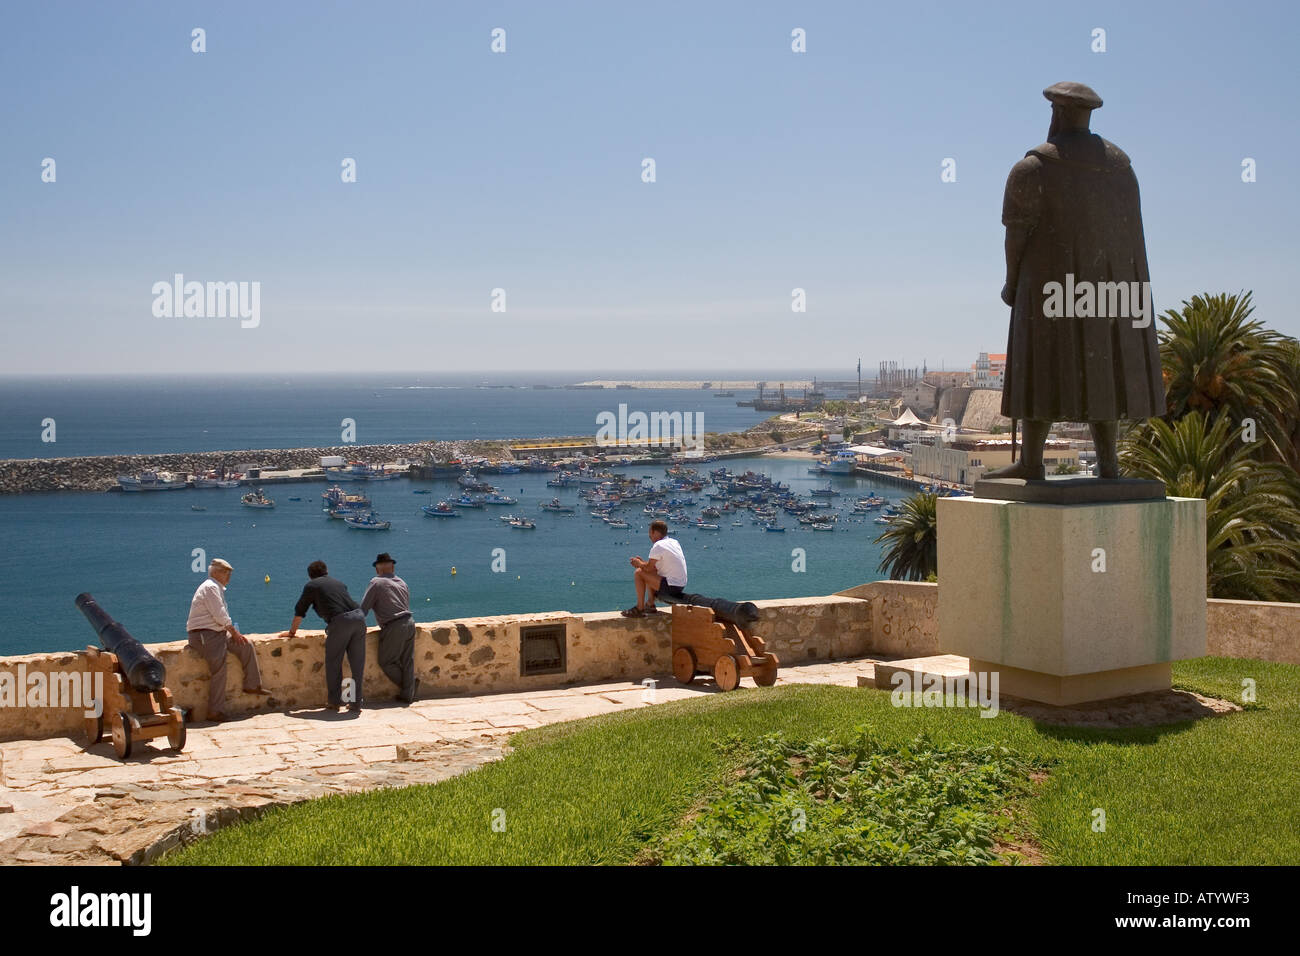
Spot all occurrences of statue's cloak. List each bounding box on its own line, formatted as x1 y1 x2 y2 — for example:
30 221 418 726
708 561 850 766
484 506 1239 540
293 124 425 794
1000 130 1165 421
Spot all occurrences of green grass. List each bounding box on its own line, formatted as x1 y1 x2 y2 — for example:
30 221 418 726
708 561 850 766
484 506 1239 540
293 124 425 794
162 656 1300 865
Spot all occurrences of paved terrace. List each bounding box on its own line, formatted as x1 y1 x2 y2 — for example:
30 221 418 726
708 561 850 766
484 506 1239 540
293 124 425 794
0 658 872 866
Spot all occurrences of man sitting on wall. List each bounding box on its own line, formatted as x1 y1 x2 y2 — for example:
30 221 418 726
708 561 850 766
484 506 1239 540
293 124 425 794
621 520 687 617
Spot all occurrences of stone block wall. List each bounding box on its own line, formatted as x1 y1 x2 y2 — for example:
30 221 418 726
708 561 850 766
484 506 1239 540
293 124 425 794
2 584 1295 742
1206 598 1300 665
0 594 872 741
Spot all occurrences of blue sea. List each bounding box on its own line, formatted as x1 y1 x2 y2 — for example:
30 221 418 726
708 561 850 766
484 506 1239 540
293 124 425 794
0 373 888 656
0 370 828 459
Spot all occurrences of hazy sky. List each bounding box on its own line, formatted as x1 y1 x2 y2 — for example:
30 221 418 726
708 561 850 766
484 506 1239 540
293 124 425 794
2 0 1295 375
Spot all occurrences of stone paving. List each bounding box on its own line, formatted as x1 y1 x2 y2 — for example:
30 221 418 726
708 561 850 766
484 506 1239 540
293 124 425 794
0 657 873 865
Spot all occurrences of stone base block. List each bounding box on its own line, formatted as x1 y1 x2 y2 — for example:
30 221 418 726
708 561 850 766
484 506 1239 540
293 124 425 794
866 654 971 692
862 654 1174 707
968 658 1171 707
936 494 1206 706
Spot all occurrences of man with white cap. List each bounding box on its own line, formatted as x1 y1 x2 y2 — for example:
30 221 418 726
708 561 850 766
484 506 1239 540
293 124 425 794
186 558 270 721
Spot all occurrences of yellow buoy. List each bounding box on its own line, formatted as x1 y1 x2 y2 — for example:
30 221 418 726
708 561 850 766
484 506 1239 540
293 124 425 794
264 575 270 584
451 567 457 575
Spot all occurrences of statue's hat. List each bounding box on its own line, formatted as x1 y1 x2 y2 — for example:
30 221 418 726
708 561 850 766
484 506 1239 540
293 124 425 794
1043 81 1102 110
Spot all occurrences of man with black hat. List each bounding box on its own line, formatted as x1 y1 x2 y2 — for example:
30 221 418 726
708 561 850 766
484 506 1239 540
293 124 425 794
986 81 1165 481
361 552 418 703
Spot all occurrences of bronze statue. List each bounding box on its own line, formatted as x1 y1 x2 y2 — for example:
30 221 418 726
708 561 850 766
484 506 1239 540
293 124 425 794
984 82 1165 481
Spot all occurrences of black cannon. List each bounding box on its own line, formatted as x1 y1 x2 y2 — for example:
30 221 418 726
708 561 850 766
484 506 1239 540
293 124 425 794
672 593 760 629
74 593 184 758
75 593 167 692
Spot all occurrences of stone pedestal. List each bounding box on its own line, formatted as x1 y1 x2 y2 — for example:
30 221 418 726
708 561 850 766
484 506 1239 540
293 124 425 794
937 494 1206 706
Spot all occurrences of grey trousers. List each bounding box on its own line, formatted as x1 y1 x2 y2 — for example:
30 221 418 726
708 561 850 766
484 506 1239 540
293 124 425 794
325 609 367 706
187 629 263 715
378 615 416 700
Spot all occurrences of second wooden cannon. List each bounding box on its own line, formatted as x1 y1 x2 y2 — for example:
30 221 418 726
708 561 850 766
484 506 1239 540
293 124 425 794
667 602 779 691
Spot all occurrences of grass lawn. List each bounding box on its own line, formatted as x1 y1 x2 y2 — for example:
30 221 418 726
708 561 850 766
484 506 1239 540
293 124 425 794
163 656 1299 865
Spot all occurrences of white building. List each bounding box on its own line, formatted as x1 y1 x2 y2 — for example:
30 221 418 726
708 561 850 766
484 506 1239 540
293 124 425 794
972 352 1006 389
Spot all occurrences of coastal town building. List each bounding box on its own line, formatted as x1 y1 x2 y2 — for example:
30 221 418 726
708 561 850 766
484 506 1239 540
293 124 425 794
898 380 938 416
923 369 971 389
971 352 1007 389
907 438 1080 485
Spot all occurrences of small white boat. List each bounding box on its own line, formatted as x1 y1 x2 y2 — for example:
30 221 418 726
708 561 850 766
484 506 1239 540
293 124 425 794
344 512 391 530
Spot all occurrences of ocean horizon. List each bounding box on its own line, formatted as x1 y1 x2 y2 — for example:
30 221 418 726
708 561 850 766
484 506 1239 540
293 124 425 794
0 369 865 460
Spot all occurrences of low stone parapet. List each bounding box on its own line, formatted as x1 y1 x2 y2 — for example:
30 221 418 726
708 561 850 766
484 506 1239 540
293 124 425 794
0 594 873 742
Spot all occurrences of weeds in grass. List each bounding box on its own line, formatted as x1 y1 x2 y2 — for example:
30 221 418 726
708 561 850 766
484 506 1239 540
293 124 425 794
651 727 1049 865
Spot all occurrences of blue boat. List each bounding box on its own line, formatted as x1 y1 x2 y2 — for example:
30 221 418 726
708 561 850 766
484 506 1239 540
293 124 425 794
422 502 459 517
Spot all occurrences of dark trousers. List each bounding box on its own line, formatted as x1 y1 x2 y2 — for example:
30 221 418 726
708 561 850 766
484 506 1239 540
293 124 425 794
378 615 417 700
325 609 366 706
188 629 263 716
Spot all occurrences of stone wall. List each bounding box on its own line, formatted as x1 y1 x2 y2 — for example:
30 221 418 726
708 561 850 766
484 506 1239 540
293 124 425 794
836 581 938 656
1206 598 1300 665
0 595 873 741
837 582 1299 665
3 584 1295 743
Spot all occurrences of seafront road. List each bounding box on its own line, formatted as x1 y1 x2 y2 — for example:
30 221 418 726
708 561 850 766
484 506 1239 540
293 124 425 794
0 658 873 865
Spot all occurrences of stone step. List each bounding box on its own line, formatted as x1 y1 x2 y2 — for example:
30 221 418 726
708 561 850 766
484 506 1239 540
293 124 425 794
859 654 974 694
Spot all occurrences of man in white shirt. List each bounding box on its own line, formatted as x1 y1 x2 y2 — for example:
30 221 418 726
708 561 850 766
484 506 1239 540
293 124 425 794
186 558 270 720
622 520 687 617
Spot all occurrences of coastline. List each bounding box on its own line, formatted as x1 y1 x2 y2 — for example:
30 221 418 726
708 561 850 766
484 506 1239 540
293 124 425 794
0 419 825 495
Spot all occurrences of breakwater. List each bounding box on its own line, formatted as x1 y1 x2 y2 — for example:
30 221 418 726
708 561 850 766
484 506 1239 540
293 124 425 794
0 441 490 495
0 416 816 496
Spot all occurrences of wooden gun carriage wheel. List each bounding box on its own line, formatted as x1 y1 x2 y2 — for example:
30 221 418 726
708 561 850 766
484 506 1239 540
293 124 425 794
82 646 186 760
669 604 779 691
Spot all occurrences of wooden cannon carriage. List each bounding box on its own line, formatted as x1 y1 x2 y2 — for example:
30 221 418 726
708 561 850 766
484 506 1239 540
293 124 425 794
668 603 779 691
83 645 186 760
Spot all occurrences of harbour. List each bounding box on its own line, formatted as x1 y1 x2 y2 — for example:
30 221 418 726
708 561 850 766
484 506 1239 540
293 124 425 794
0 453 905 657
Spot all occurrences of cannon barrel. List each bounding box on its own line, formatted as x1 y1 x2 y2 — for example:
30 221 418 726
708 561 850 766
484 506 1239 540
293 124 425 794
675 593 760 628
75 593 167 693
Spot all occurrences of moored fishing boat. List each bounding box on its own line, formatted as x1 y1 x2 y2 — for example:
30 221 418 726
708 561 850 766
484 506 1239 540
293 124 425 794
509 517 536 529
241 489 275 508
322 485 371 509
422 502 459 517
344 511 391 530
540 498 575 513
117 470 188 492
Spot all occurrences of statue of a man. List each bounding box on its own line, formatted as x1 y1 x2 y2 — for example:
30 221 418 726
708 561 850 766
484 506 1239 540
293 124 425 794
984 82 1166 481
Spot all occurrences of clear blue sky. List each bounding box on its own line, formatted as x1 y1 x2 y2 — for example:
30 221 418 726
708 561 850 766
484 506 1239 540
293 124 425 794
2 0 1295 375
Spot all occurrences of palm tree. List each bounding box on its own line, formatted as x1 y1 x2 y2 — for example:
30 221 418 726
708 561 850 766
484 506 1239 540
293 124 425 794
1121 412 1300 601
1158 292 1297 465
874 492 938 582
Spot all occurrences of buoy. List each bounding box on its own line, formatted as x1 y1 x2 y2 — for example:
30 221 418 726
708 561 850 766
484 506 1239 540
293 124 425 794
451 567 457 575
517 575 520 579
264 575 270 584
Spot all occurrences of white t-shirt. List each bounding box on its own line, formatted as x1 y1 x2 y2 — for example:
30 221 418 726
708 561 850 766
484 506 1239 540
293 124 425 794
648 536 688 588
